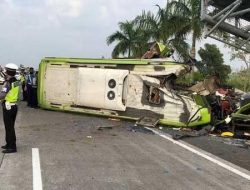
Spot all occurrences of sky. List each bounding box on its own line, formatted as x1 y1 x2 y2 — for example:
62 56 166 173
0 0 246 70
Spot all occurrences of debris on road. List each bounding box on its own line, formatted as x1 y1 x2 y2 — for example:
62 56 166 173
126 125 154 135
161 125 213 140
209 136 250 149
97 126 114 130
221 131 234 137
95 124 122 131
135 116 159 128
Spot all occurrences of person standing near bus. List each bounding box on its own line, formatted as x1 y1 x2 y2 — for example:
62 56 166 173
0 63 20 153
31 71 38 108
26 67 35 107
20 67 27 101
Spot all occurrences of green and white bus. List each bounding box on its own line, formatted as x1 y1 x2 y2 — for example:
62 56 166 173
38 57 211 127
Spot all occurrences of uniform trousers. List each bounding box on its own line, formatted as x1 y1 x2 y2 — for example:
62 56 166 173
27 84 32 106
22 83 27 101
2 103 17 149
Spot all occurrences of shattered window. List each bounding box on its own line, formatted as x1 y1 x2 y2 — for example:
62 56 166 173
149 86 162 105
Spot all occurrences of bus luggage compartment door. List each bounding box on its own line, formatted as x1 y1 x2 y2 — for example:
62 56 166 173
76 68 129 111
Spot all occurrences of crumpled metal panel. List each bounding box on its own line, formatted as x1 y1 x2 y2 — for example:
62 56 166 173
125 75 201 123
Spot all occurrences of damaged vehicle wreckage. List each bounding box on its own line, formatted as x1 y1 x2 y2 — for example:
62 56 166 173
37 56 250 141
38 57 211 128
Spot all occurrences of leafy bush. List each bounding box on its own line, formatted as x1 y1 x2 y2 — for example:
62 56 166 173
198 44 231 84
176 71 204 86
227 69 250 92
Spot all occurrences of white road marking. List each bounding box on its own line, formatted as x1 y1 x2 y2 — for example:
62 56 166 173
32 148 43 190
146 127 250 181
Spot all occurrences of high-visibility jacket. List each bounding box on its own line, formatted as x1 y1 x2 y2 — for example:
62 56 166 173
5 81 20 103
20 74 25 83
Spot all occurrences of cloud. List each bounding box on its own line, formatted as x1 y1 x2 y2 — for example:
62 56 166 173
0 0 15 16
45 0 86 18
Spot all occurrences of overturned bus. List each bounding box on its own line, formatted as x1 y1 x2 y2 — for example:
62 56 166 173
38 57 211 127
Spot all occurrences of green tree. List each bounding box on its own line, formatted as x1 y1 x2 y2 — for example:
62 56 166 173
134 5 169 43
228 69 250 91
107 0 204 60
106 21 149 58
168 0 203 59
134 4 190 60
198 44 231 83
230 50 250 69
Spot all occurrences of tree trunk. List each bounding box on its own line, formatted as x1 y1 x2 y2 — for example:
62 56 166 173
128 47 131 58
244 60 249 69
190 32 196 59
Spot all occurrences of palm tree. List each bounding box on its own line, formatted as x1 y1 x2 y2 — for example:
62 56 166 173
107 1 203 60
106 21 149 58
134 3 190 60
168 0 203 59
134 5 169 43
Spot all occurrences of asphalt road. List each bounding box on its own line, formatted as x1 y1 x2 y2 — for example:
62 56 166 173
0 102 250 190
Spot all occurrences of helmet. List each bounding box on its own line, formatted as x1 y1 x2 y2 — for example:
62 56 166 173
5 63 18 71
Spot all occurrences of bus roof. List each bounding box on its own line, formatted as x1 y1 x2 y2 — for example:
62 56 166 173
42 57 180 65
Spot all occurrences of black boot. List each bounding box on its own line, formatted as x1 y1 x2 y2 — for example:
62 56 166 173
1 145 8 149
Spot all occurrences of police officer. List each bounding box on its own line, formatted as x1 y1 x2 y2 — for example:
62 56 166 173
26 67 35 107
0 63 20 153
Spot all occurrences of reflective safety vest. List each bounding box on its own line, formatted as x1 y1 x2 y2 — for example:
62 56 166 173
5 81 20 103
20 75 25 83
